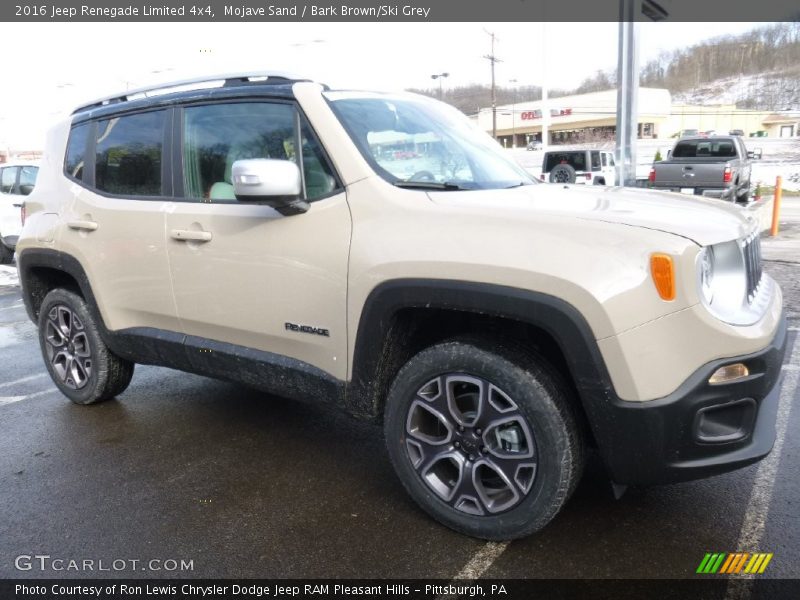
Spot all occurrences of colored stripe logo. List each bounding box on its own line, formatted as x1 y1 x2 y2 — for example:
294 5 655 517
696 552 773 574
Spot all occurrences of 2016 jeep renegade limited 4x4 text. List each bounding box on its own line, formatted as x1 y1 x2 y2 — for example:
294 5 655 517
17 73 786 540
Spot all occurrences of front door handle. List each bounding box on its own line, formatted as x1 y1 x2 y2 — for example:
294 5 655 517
170 229 212 242
67 220 98 231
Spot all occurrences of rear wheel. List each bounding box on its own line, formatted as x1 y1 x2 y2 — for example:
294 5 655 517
38 288 134 404
549 164 577 184
384 339 584 540
736 184 750 204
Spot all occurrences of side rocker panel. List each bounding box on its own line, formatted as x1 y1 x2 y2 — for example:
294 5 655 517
17 248 344 406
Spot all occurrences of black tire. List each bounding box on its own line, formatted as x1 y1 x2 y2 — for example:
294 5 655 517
0 242 12 265
384 339 584 540
37 288 134 405
736 184 750 204
549 164 577 184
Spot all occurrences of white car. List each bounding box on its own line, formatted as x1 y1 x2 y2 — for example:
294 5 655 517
0 161 38 263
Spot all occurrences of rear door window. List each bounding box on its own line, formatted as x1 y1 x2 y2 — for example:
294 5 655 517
95 111 166 196
591 152 601 171
544 152 587 173
18 166 38 195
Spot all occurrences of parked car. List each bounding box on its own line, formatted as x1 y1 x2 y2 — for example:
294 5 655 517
17 73 786 540
541 149 617 185
674 128 699 138
0 161 39 264
649 136 761 203
526 140 542 151
729 129 745 137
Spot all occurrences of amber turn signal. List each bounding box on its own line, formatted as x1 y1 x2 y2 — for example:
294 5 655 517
650 253 676 301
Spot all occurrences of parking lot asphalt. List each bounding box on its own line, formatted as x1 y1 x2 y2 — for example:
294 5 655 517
1 226 799 582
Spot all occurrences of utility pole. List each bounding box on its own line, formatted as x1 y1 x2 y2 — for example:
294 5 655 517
541 23 549 152
483 30 502 140
509 78 518 148
616 0 668 186
615 0 641 186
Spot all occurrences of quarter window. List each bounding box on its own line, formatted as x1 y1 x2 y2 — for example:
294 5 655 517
591 151 601 171
182 102 337 202
65 123 91 181
95 111 165 196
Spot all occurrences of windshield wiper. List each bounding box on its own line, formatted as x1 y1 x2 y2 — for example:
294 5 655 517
394 180 466 191
502 181 532 189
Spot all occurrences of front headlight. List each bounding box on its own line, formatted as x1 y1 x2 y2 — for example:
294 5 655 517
697 234 770 326
698 247 715 305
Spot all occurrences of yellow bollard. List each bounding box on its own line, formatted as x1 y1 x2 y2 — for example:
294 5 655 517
770 176 782 237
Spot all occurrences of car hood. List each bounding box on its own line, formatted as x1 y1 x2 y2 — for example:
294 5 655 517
428 184 757 246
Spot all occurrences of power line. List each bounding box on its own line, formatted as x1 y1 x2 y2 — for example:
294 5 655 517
483 29 502 140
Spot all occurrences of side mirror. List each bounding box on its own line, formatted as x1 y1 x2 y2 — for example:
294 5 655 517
232 159 308 216
747 148 762 160
666 150 672 159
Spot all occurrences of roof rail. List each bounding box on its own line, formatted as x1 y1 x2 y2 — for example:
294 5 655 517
71 71 308 115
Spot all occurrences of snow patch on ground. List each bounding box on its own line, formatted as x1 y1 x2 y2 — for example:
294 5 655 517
0 265 19 287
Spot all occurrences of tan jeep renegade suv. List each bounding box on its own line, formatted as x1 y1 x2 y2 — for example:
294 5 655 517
17 73 787 540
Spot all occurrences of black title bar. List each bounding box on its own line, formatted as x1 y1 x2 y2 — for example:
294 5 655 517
4 579 800 600
3 0 800 22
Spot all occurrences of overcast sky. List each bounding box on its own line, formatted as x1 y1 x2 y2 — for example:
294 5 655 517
0 21 762 149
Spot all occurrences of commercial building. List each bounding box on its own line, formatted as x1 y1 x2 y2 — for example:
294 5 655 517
476 88 799 147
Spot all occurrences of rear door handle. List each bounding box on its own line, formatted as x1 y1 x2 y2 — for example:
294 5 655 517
170 229 212 242
67 220 98 231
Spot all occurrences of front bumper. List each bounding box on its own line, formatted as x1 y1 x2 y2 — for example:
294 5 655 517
594 312 787 486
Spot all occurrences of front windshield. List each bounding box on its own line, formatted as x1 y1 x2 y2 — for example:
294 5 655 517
326 92 536 190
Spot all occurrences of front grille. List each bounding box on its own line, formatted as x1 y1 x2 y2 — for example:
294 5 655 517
742 233 762 302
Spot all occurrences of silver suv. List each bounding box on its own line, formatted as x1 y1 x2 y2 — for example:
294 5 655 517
17 73 787 540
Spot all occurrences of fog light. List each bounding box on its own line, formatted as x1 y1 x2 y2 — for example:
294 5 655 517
708 363 749 384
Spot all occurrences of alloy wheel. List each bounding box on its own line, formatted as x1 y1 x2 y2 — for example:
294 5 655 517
43 304 92 390
404 374 538 516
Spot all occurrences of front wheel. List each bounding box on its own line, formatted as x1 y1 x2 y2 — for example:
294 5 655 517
384 339 584 540
38 288 134 404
